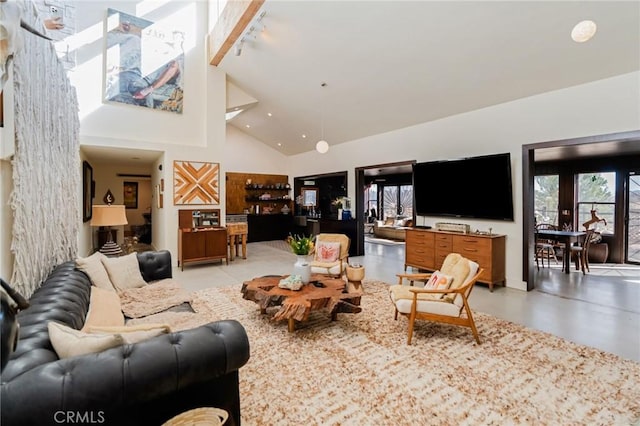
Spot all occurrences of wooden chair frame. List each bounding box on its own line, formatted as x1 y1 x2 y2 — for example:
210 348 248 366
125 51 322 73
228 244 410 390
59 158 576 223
394 268 484 344
309 233 350 277
569 228 595 275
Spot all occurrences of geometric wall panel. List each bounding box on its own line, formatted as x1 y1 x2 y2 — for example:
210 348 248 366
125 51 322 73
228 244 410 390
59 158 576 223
173 161 220 205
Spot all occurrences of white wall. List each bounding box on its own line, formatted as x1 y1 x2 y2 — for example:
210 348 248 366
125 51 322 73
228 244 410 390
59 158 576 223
224 124 291 175
288 72 640 291
74 1 226 263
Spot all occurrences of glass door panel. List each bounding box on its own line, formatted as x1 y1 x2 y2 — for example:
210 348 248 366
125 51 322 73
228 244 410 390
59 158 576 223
626 172 640 264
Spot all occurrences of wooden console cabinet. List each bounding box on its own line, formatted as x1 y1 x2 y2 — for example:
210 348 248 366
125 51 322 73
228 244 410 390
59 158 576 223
178 209 228 270
405 229 506 291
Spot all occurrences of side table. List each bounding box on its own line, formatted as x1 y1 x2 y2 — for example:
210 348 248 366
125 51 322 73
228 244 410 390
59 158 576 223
346 264 365 287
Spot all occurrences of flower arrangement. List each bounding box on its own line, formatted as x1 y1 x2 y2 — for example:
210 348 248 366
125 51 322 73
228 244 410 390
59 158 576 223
286 234 314 255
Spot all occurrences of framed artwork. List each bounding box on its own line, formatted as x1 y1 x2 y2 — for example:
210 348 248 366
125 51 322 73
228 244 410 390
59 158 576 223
173 161 220 205
301 187 318 207
155 184 163 209
104 8 185 113
123 181 138 209
82 161 94 222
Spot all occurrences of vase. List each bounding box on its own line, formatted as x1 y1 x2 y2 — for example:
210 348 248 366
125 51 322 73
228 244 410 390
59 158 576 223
292 255 311 284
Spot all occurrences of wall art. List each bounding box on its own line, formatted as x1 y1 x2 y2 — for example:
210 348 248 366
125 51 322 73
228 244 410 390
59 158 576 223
104 8 185 113
82 161 93 222
123 181 138 209
173 161 220 205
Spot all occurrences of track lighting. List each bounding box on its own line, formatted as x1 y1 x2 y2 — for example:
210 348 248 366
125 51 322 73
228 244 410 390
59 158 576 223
235 39 244 56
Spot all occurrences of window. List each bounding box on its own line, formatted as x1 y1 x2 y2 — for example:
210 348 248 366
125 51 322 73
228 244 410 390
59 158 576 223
365 184 378 219
534 175 559 226
382 186 398 219
576 172 615 234
382 184 413 219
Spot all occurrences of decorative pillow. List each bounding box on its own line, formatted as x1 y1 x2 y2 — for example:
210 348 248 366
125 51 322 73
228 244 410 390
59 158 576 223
76 252 115 291
48 321 125 359
424 270 454 300
101 253 147 292
81 286 125 331
393 219 405 227
384 217 394 226
85 323 171 344
314 241 341 263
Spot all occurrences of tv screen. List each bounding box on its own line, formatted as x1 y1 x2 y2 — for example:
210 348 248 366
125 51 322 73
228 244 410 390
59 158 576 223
413 153 514 221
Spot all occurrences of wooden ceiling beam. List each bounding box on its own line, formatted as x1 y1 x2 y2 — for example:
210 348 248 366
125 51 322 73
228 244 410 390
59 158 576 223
208 0 265 66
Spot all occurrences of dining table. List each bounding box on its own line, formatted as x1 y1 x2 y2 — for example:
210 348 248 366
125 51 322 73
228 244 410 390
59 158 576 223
535 229 586 274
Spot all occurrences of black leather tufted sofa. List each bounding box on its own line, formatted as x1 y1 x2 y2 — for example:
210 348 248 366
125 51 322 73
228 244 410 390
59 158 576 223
1 250 250 426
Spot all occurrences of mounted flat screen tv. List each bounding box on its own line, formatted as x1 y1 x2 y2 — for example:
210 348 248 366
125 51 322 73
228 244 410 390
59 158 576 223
413 153 514 221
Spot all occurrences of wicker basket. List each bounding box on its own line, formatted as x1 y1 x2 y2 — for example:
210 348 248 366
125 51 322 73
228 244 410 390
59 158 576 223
162 407 228 426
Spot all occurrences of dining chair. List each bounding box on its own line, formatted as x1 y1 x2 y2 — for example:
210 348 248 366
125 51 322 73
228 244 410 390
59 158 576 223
568 229 595 275
534 223 561 269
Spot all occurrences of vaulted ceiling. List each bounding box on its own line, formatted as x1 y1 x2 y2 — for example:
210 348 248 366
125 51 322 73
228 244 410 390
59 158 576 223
218 1 640 156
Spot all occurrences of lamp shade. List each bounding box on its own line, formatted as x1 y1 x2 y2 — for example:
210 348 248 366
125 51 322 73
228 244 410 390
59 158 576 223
90 205 128 227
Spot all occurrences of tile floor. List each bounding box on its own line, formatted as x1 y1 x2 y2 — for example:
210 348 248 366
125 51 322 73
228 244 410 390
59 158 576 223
174 240 640 362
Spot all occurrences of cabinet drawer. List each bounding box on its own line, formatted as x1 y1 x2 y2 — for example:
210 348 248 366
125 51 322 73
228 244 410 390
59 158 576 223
406 230 434 248
453 236 491 255
435 252 449 268
407 247 434 263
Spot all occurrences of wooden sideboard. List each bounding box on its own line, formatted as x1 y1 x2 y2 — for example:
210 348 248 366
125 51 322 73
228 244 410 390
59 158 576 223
178 209 228 270
405 228 506 291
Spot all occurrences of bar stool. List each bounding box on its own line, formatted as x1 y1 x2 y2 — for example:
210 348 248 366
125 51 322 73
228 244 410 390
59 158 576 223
226 222 248 260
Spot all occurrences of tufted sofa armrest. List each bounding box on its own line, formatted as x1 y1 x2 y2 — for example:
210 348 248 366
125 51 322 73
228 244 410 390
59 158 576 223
0 320 250 425
137 249 172 282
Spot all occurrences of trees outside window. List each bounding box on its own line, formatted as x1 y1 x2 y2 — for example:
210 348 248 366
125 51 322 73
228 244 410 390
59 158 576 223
576 172 615 234
534 175 559 225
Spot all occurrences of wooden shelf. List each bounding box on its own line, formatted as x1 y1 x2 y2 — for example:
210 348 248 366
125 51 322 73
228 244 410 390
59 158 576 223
226 172 293 215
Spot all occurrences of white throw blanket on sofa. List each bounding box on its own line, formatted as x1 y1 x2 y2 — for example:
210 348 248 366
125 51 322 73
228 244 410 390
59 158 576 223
119 279 192 319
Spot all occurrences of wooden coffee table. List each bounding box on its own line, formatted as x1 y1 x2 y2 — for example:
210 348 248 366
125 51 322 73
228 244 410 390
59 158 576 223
241 274 363 332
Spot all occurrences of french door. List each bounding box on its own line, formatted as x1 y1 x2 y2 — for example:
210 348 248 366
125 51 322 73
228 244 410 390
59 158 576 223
626 171 640 264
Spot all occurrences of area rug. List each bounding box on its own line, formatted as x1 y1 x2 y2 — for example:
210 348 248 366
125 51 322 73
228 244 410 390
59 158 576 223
139 280 640 425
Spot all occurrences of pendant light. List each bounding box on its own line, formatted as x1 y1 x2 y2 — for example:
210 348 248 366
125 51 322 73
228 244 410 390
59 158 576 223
316 82 329 154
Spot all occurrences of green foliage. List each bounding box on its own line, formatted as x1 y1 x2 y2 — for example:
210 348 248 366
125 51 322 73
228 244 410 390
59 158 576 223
578 174 614 202
286 234 314 255
534 175 559 224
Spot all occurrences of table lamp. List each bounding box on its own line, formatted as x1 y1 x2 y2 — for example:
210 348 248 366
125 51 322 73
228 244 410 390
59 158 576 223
90 205 128 256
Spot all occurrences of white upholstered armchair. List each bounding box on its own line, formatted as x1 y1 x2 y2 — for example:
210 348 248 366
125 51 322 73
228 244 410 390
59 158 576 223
309 234 350 277
389 253 483 344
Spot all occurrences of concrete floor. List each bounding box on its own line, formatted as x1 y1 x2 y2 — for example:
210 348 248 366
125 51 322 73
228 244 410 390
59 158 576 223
175 240 640 362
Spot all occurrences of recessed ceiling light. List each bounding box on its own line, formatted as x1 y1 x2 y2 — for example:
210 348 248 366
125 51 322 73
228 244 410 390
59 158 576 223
571 20 597 43
267 112 272 117
245 124 251 128
277 143 282 146
302 134 306 138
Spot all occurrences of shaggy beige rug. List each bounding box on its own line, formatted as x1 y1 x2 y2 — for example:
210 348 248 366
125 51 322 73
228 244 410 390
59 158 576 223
135 280 640 425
